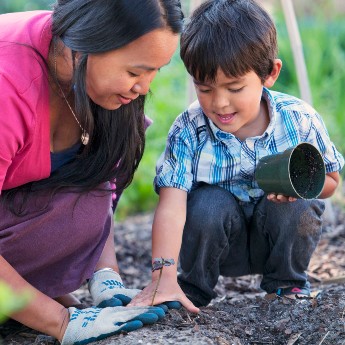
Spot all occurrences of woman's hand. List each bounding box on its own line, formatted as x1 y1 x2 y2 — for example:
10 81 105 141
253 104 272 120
88 268 141 307
61 305 165 344
267 193 297 203
128 276 199 314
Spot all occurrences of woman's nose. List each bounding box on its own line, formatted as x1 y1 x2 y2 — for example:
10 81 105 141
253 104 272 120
131 80 151 96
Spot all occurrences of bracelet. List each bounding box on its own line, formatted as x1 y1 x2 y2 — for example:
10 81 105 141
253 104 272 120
151 257 175 272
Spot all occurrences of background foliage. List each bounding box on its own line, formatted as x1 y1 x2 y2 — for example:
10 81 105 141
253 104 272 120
1 1 344 220
119 5 345 218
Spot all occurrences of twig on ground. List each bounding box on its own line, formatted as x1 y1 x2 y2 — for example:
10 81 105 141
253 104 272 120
321 276 345 285
318 330 330 345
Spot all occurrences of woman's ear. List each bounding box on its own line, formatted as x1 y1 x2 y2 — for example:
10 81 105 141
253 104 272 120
264 59 282 88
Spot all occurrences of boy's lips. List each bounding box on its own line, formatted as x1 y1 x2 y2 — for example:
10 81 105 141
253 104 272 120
217 112 236 123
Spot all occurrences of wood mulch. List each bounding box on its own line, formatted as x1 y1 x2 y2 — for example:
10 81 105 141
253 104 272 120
1 203 344 345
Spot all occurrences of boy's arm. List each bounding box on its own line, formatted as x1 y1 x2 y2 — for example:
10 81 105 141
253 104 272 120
318 171 340 199
152 187 187 272
129 187 199 313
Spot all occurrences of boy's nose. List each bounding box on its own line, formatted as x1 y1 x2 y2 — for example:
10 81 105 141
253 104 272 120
212 92 231 110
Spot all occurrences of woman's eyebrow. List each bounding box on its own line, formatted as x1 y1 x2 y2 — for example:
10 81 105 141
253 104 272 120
133 60 171 71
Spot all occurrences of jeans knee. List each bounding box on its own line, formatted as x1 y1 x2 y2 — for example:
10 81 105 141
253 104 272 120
185 185 240 238
297 200 324 238
255 198 324 241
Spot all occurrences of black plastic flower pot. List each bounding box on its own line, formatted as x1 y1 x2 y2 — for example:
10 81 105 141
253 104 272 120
255 143 326 199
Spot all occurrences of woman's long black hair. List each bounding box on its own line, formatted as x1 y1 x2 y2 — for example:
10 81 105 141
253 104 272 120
3 0 184 215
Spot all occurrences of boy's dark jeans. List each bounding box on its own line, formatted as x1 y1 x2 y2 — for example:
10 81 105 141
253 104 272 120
178 184 325 307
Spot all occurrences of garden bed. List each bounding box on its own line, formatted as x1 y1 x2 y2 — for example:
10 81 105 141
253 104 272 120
1 205 344 345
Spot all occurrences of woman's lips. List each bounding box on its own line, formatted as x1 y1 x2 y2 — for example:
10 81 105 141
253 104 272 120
217 112 236 124
118 95 133 105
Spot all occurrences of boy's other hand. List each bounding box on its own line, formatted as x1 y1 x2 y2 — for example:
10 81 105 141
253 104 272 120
128 278 200 314
267 193 297 203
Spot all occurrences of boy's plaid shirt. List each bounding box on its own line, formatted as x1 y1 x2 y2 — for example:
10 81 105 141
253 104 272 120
155 88 344 203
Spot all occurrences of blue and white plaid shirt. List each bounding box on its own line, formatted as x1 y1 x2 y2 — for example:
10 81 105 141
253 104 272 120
155 88 344 203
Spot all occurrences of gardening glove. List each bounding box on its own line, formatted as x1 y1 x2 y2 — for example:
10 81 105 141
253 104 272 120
162 301 182 309
88 268 141 307
61 305 165 345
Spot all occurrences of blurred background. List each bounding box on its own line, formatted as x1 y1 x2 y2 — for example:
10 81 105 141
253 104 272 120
1 0 344 218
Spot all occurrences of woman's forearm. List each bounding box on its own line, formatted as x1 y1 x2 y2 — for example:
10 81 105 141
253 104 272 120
0 256 69 341
94 213 119 272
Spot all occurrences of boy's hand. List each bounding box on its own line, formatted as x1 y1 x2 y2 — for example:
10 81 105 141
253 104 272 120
267 193 297 203
128 277 199 314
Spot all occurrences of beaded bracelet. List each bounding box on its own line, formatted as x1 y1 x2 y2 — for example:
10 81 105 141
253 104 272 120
151 257 175 306
152 257 175 272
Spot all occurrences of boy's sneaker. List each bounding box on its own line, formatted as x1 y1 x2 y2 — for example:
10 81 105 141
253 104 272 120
275 286 312 299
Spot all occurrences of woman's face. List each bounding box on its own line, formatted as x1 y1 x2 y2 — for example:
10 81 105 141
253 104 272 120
86 28 179 110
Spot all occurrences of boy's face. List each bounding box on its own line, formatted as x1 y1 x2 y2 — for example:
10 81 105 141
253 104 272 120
193 69 269 140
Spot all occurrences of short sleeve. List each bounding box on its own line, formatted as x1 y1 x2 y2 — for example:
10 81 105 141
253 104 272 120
305 110 344 173
0 75 33 193
154 123 195 194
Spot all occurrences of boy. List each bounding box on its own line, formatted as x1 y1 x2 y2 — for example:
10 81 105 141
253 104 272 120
130 0 344 312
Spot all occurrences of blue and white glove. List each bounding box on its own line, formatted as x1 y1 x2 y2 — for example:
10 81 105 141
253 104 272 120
89 268 182 310
88 268 141 307
61 305 165 345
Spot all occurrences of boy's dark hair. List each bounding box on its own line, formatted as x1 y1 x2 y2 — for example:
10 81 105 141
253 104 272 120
180 0 277 83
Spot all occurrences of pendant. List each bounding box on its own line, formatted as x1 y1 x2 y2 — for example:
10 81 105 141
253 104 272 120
81 132 90 145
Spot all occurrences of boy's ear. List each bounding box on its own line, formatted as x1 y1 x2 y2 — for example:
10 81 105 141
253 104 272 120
263 59 282 88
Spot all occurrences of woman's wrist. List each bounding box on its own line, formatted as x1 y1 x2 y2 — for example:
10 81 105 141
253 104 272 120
57 307 70 342
94 267 117 274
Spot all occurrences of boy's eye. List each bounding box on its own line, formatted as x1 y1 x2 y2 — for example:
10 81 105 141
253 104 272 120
229 87 244 93
128 71 139 77
195 85 211 93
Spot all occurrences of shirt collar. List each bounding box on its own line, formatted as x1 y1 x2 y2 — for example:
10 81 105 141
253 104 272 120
262 87 276 141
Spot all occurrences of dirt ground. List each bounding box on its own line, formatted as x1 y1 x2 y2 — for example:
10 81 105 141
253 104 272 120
1 203 344 345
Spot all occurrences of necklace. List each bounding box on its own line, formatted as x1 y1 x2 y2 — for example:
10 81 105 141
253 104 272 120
53 41 89 145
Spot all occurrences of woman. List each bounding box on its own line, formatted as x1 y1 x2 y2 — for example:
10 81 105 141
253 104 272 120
0 0 183 343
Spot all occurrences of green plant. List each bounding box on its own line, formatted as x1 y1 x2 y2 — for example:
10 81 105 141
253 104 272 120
275 13 345 154
0 281 31 323
151 258 175 306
